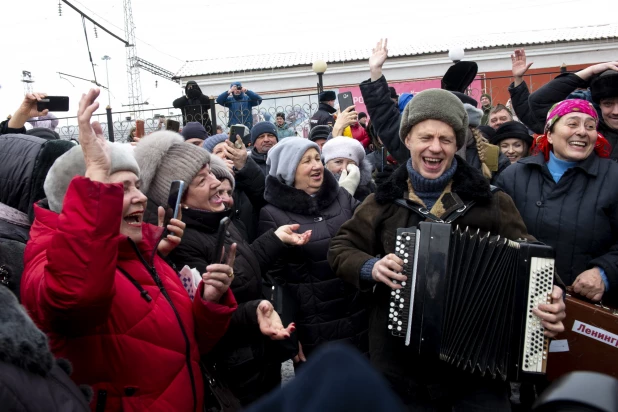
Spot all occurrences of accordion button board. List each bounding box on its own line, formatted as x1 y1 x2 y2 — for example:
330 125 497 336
522 257 554 373
388 228 419 337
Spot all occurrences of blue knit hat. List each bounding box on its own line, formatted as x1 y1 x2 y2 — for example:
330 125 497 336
251 121 278 146
181 122 207 140
267 137 319 186
202 133 229 153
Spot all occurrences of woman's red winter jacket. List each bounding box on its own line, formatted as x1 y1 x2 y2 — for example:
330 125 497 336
21 177 237 411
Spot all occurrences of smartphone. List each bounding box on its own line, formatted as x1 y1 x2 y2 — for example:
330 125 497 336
215 217 232 263
37 96 69 112
164 180 185 229
380 147 388 173
230 125 248 146
338 92 354 112
166 119 180 132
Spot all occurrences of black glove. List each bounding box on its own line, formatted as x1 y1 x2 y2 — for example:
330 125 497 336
374 164 395 186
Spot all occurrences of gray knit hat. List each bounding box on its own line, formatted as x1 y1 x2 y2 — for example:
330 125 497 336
464 103 483 128
133 131 210 207
44 143 139 213
399 88 469 150
266 137 319 186
209 155 235 190
322 136 365 166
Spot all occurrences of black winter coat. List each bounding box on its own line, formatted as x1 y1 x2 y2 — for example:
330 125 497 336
169 208 294 405
258 171 370 357
495 153 618 305
0 285 91 412
172 81 212 131
250 147 270 177
508 81 545 134
309 103 336 128
232 156 267 242
527 73 618 160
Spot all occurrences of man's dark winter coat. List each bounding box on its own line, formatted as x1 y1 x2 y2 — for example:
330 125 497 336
508 81 544 134
309 103 336 129
250 147 270 177
527 73 618 160
328 157 531 401
169 208 294 405
173 81 212 132
258 171 370 357
232 157 267 242
496 153 618 305
0 285 91 411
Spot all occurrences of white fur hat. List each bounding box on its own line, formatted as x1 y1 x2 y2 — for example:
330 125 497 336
322 136 366 166
44 143 139 213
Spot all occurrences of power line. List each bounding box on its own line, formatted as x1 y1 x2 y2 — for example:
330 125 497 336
71 0 184 62
81 16 99 86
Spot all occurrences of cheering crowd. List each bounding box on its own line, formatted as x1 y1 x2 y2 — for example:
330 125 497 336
1 39 618 412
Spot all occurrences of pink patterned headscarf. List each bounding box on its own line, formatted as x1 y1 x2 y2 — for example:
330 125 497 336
532 99 610 161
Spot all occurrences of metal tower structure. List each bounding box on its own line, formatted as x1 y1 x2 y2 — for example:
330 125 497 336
123 0 143 117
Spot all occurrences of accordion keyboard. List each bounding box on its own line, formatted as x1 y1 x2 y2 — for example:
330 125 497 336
522 257 554 374
388 228 417 337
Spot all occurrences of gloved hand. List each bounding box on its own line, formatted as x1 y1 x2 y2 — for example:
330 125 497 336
338 164 361 195
374 164 395 186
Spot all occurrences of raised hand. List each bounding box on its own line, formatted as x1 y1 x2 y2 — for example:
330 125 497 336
78 89 111 183
224 135 248 170
156 206 186 257
274 224 312 246
511 49 533 84
256 300 294 340
202 243 237 302
332 105 357 137
369 39 389 81
576 61 618 81
7 92 49 130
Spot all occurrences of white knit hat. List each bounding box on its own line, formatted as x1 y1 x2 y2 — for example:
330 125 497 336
322 136 365 166
266 137 319 186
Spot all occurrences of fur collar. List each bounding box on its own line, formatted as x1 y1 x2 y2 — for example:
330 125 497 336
0 285 54 376
375 155 492 205
359 158 373 187
318 103 337 114
264 169 340 215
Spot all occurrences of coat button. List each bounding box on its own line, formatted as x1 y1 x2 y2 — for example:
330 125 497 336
536 201 543 207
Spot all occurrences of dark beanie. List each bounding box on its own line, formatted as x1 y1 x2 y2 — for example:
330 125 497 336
251 121 278 146
477 125 496 141
181 122 207 140
491 121 533 147
590 70 618 104
319 91 336 102
309 125 331 142
451 91 478 108
358 112 367 120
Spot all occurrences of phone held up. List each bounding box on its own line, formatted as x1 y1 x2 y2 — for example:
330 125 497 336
215 217 232 263
36 96 69 112
230 125 249 146
164 180 185 231
338 92 354 112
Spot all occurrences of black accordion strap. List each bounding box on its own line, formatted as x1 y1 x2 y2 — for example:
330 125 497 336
394 186 501 224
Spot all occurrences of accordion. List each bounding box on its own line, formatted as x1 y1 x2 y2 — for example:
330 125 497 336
388 222 555 381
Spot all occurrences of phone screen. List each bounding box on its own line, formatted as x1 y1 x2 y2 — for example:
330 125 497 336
37 96 69 112
338 92 354 112
230 125 249 146
165 180 185 228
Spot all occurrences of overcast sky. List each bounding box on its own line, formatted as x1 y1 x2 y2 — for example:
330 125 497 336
1 0 616 121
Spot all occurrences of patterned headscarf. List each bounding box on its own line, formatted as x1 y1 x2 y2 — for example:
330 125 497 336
532 99 610 161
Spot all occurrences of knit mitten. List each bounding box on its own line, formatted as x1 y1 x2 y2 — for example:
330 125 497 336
338 164 361 195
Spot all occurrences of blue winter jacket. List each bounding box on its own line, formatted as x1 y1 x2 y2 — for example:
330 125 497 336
216 87 263 130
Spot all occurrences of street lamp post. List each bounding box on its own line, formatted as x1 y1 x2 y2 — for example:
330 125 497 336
312 60 328 94
101 55 112 107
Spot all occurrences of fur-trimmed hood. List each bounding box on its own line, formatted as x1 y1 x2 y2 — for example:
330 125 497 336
0 285 54 376
264 169 340 215
375 155 492 205
358 157 373 187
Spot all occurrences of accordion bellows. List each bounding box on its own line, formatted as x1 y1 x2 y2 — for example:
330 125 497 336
388 222 554 381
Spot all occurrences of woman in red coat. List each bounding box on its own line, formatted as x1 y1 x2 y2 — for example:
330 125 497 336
20 89 237 411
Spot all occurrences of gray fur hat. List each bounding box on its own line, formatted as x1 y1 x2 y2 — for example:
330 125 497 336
44 143 139 213
464 103 483 128
209 155 235 190
133 131 210 207
399 88 469 150
266 137 319 186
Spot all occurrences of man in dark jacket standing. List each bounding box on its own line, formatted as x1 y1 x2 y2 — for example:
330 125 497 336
173 81 212 132
250 121 279 177
310 91 337 129
329 88 566 410
527 61 618 159
480 93 493 126
216 82 263 130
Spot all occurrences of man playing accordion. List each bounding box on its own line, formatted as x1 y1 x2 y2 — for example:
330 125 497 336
329 89 566 410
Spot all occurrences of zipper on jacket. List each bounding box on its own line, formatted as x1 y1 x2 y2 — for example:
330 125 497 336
128 239 198 412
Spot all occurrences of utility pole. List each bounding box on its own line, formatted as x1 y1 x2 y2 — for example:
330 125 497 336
101 55 112 107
